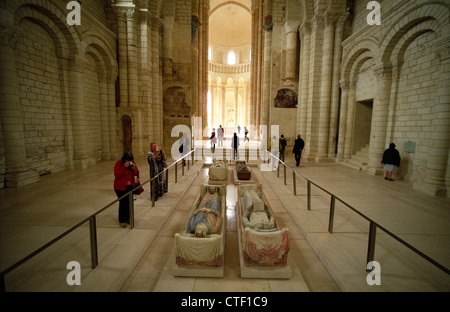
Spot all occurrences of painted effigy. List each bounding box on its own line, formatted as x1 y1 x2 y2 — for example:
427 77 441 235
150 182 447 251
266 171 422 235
174 185 226 267
237 185 290 266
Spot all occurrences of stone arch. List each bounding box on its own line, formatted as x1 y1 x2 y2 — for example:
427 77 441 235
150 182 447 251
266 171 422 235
341 37 379 83
81 33 118 80
12 1 81 59
380 2 449 65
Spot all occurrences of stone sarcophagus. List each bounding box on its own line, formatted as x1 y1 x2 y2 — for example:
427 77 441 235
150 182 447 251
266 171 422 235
237 184 291 278
236 160 251 180
173 185 227 277
208 160 228 184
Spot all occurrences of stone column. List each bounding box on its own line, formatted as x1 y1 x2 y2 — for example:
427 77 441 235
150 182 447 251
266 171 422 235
367 64 392 175
328 14 347 157
285 21 299 80
113 4 134 108
337 80 349 160
151 16 163 144
297 22 311 139
0 24 39 187
67 55 96 169
343 81 356 160
107 71 118 160
126 7 138 108
414 39 450 196
162 16 174 77
261 0 273 140
317 13 336 159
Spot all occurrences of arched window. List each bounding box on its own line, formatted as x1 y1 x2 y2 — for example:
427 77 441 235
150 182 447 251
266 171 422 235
208 46 212 61
227 51 236 65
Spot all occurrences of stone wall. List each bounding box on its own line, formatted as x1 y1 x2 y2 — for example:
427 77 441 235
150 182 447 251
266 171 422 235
340 0 449 196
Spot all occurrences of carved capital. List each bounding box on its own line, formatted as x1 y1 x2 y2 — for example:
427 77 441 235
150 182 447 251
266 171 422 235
311 15 324 31
436 37 450 62
0 24 20 48
298 22 311 40
151 16 163 33
373 64 393 81
68 55 87 73
264 15 273 32
112 4 136 21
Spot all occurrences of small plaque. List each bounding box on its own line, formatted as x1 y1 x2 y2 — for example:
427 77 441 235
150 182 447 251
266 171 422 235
404 141 416 153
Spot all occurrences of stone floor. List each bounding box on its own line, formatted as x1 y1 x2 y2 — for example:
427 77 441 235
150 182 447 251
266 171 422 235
0 146 449 292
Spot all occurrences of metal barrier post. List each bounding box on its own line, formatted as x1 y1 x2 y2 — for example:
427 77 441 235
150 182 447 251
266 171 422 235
129 192 134 229
307 181 311 211
89 216 98 269
328 195 336 233
182 159 185 176
366 222 377 270
293 171 297 196
175 161 178 183
284 163 287 185
277 160 280 177
166 168 169 190
187 156 190 170
151 179 156 207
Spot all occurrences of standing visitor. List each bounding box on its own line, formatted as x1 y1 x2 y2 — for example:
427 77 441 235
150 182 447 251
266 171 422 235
279 134 287 162
244 126 249 142
210 130 217 151
381 143 401 181
148 142 168 201
293 134 305 167
231 132 240 160
217 125 224 147
114 152 139 227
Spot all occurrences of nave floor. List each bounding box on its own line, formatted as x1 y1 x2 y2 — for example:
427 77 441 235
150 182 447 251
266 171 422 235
0 152 449 292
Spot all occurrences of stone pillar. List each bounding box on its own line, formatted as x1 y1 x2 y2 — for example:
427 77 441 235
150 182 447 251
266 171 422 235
328 14 347 157
367 64 392 175
297 22 311 139
151 16 163 144
126 7 138 108
261 0 273 139
107 71 118 160
0 24 39 187
343 81 356 160
285 21 299 80
113 4 134 108
414 39 450 196
317 14 336 159
337 80 349 160
162 16 174 77
67 55 96 169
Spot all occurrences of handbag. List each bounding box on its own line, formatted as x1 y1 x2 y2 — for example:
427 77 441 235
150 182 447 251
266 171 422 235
133 171 144 195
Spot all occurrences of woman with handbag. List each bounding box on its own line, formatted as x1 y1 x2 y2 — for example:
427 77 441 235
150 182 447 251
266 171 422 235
148 142 168 201
114 152 139 227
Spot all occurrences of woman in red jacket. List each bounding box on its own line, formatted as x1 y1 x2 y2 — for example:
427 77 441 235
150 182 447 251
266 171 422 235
114 152 138 227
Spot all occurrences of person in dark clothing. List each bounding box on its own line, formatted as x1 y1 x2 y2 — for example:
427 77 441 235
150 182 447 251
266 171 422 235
231 132 240 160
114 152 139 227
293 134 305 167
279 135 287 162
381 143 401 181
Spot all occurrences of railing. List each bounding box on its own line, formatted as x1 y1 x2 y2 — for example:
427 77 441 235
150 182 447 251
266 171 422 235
264 150 450 276
208 62 251 74
0 149 198 292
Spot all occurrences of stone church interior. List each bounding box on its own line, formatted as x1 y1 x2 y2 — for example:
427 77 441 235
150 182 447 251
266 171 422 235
0 0 449 293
